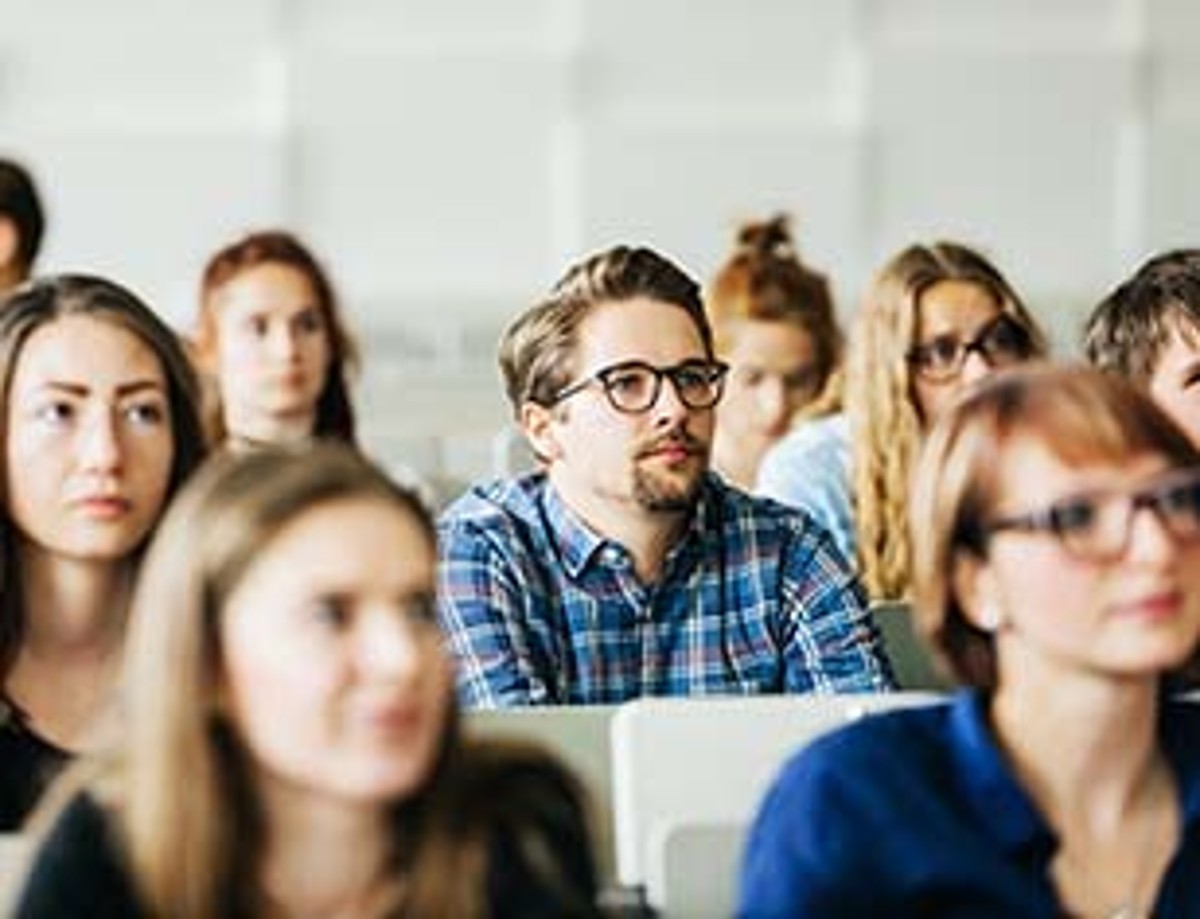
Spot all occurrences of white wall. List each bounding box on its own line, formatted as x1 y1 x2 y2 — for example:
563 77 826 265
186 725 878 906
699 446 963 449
2 0 1198 490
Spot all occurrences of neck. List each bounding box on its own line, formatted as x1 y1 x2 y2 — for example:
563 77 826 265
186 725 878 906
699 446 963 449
548 472 690 584
711 438 758 491
0 264 26 295
993 668 1180 917
6 546 131 748
992 668 1162 824
17 547 131 659
224 406 315 450
259 779 394 918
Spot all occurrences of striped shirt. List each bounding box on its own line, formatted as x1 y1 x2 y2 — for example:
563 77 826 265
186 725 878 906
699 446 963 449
437 472 894 707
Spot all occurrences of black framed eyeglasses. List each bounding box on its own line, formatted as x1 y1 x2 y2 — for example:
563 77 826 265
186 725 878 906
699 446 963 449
551 359 729 414
907 314 1033 382
983 467 1200 563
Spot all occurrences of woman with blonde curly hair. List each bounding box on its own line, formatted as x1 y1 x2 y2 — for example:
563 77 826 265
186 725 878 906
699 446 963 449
760 241 1046 596
707 214 843 489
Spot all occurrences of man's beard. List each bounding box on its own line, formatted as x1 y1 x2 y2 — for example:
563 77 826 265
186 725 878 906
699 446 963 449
631 431 708 512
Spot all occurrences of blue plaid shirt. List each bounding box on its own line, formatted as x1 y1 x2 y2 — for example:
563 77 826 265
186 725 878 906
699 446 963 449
437 472 894 707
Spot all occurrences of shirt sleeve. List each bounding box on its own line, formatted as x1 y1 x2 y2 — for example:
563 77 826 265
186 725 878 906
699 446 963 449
436 517 558 708
777 523 895 693
757 423 856 564
13 794 141 918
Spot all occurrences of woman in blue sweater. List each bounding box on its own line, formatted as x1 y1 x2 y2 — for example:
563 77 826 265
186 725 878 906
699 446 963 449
740 364 1200 917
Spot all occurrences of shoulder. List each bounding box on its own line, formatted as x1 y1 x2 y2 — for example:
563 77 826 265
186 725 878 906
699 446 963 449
452 739 600 918
768 702 952 809
437 476 550 556
15 792 141 916
440 476 538 529
763 413 850 469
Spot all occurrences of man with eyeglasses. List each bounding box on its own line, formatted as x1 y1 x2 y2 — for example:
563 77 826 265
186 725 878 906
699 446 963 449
436 245 893 707
1084 249 1200 448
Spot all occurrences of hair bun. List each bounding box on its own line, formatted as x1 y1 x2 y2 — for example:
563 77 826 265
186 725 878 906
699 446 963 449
737 214 795 259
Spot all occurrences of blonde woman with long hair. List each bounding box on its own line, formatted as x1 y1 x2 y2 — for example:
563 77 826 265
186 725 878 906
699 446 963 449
14 446 599 917
760 241 1046 596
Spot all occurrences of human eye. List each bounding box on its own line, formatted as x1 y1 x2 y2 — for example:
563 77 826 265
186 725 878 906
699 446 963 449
672 362 712 391
243 314 270 338
981 316 1029 362
295 309 324 335
1047 497 1099 537
1152 477 1200 526
33 400 75 427
399 593 438 627
737 367 767 388
603 366 652 399
912 336 961 372
783 367 819 395
123 400 167 428
305 595 352 631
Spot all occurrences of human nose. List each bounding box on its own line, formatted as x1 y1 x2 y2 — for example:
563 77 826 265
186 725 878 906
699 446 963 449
650 371 691 425
1124 502 1178 567
268 323 300 361
78 408 122 474
758 376 791 430
357 607 424 680
958 345 994 385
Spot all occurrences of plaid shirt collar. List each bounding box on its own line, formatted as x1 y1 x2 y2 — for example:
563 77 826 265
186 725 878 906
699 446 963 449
539 473 718 580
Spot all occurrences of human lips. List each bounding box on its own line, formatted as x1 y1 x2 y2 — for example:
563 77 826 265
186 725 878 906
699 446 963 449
640 435 702 464
71 494 133 519
1112 589 1185 622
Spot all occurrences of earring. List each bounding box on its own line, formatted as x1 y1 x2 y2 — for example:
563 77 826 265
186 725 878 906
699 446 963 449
978 604 1004 633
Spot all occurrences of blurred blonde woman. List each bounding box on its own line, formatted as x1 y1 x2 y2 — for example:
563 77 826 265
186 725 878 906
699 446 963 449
707 214 843 489
742 365 1200 915
15 446 599 917
759 241 1046 593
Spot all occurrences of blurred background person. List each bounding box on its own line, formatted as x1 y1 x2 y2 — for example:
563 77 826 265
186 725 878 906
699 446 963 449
193 229 360 452
14 446 600 916
0 159 45 295
759 241 1046 596
1084 248 1200 449
0 275 205 830
741 365 1200 916
706 213 842 490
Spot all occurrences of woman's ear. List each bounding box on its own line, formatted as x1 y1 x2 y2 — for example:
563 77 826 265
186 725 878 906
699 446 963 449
520 402 562 463
952 551 1005 633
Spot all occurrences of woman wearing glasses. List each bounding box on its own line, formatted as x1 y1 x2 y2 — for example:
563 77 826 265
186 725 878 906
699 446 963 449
740 365 1200 916
758 241 1046 596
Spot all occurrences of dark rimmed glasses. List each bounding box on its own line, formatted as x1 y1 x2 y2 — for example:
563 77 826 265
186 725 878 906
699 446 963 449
983 467 1200 563
907 314 1033 382
551 359 729 414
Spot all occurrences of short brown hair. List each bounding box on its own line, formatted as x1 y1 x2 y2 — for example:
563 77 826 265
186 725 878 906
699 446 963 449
498 245 711 416
910 363 1200 688
1083 249 1200 383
